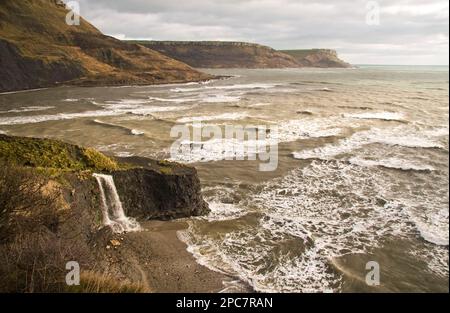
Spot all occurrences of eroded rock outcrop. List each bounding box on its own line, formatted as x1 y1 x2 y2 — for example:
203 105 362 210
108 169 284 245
113 161 209 220
0 135 209 222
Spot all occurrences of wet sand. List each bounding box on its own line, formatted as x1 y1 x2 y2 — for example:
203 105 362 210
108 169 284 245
102 220 247 293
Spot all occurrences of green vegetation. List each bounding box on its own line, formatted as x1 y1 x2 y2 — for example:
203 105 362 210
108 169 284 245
157 160 175 175
83 147 119 172
0 135 120 173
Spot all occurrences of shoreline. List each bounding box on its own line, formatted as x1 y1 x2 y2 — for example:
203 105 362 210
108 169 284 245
0 75 233 96
105 220 250 293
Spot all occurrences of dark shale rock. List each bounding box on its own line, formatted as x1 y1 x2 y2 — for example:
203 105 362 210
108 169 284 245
113 165 209 220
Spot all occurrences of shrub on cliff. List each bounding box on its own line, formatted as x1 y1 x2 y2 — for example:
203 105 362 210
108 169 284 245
0 135 119 172
0 164 93 292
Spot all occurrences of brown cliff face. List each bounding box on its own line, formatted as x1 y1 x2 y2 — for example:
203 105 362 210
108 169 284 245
0 0 210 93
134 41 301 68
132 41 352 69
280 49 352 68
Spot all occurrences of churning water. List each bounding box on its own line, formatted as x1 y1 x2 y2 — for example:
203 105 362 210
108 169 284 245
1 65 448 292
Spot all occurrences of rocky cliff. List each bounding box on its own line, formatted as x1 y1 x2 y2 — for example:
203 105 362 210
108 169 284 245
280 49 352 68
0 134 210 292
133 41 351 69
0 0 210 93
0 135 209 220
113 158 208 220
134 41 301 68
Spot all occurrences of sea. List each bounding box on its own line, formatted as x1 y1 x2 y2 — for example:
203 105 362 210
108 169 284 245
0 65 448 292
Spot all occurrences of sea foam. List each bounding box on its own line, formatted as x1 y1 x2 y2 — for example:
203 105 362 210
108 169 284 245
179 160 449 292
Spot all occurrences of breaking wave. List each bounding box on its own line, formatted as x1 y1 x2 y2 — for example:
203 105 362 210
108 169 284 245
344 111 405 121
180 160 449 292
0 102 189 125
349 157 435 172
0 106 55 114
293 126 446 160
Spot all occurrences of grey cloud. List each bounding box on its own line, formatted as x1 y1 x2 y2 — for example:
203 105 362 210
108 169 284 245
73 0 449 65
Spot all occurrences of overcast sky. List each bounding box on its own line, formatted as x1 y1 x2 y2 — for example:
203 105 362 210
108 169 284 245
74 0 449 65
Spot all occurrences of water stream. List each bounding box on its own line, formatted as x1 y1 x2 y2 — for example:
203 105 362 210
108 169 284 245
93 173 141 233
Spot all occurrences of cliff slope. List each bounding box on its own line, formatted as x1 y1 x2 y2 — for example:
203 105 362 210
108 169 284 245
0 134 212 292
0 135 208 220
133 41 352 69
280 49 352 68
0 0 210 93
133 41 301 68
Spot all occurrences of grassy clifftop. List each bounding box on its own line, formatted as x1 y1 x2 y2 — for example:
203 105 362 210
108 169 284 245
0 134 119 172
0 0 210 92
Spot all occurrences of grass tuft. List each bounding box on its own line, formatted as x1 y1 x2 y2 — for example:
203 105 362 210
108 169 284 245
0 135 123 173
67 271 149 293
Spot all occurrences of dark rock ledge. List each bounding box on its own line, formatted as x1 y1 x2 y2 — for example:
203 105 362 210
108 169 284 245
113 157 209 220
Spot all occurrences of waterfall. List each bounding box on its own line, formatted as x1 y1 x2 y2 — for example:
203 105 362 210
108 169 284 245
93 173 141 233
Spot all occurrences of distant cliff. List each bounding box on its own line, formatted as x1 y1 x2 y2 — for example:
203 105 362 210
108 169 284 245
0 0 210 93
132 41 301 68
131 41 351 69
280 49 351 68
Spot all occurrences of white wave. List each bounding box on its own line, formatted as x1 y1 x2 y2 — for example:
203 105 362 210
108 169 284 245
408 245 449 277
349 157 435 171
93 120 146 136
131 129 144 136
181 160 449 292
0 106 55 114
169 137 271 163
170 118 344 163
176 112 248 123
147 93 242 104
101 99 153 109
248 102 271 108
0 105 188 125
408 206 449 246
0 110 119 125
273 119 342 142
126 105 191 115
344 112 405 121
114 151 135 158
171 83 277 93
148 96 197 103
201 95 241 103
0 130 7 135
205 201 247 221
92 119 109 126
63 99 79 102
422 127 449 137
293 126 445 160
